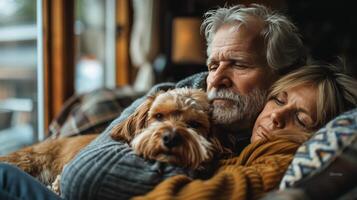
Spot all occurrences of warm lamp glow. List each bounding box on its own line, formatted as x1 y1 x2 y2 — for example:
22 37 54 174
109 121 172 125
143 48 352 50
171 17 206 64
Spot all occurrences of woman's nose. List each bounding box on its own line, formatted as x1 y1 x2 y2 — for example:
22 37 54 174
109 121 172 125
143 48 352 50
270 108 289 129
209 65 232 89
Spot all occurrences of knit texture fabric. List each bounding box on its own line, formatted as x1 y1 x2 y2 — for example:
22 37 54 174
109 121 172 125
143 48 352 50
61 72 253 199
60 72 221 200
133 137 302 200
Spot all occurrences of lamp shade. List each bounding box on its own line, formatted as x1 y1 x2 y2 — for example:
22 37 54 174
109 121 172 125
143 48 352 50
171 17 206 64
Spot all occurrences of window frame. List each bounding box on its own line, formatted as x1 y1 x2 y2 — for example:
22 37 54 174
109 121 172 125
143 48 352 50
40 0 131 136
42 0 75 134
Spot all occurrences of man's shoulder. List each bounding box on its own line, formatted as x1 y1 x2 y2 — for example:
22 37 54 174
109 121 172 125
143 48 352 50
176 72 208 90
146 72 208 95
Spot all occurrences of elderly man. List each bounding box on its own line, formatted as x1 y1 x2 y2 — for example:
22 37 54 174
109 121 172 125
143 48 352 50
60 4 307 200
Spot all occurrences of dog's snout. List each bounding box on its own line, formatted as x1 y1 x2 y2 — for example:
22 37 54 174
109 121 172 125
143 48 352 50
162 131 181 148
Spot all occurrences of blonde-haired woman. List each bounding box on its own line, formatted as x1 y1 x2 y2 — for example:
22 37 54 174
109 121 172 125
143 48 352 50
135 64 357 200
271 64 356 125
251 64 357 143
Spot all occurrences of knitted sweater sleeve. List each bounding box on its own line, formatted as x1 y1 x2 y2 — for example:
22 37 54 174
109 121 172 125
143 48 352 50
60 83 178 200
133 139 300 200
60 73 208 200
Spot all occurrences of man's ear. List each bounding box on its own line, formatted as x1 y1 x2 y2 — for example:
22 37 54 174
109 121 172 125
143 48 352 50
110 94 156 142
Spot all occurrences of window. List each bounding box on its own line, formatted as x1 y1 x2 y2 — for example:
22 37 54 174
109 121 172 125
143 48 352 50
0 0 131 154
0 0 38 154
75 0 117 94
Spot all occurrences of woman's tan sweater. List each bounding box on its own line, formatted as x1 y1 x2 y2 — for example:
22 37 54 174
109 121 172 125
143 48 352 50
133 136 305 200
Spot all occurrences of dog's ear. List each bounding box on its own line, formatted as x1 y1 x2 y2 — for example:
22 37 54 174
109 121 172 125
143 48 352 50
111 94 156 142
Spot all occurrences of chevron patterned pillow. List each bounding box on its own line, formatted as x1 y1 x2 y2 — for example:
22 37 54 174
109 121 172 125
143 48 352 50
279 108 357 189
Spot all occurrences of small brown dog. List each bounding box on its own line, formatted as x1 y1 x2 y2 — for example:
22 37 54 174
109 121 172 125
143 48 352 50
0 88 223 189
111 88 224 169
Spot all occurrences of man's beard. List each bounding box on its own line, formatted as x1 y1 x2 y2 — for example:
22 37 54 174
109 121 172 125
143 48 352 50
207 88 267 127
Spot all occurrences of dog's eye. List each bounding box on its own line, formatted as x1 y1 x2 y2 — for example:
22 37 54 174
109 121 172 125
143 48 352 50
154 113 164 121
187 120 202 129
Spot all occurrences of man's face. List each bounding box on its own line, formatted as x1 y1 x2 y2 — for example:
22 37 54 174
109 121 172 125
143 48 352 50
206 22 277 129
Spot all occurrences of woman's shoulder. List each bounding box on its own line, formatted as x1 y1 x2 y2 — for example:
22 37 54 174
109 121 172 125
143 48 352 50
218 136 302 168
239 136 305 164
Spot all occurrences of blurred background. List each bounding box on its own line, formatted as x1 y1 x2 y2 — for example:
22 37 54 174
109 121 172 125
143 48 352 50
0 0 356 154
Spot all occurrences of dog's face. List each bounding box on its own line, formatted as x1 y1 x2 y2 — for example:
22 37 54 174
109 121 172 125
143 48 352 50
111 88 220 169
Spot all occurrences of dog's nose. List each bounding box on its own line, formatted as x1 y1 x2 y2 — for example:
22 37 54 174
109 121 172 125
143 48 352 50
162 131 181 148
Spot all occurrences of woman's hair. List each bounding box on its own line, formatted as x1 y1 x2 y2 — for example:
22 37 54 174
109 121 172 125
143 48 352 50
201 4 306 74
269 64 357 129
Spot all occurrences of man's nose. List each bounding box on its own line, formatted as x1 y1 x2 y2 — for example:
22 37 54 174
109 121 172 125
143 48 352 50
209 64 232 88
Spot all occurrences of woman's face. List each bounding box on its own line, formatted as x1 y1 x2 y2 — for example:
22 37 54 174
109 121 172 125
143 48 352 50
251 84 317 142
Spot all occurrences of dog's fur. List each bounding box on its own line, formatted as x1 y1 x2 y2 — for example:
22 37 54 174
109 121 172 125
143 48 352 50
111 88 224 169
0 88 223 189
0 134 97 185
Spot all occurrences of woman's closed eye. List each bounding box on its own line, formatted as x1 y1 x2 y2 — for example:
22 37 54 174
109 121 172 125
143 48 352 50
271 92 287 106
273 97 284 105
295 112 313 130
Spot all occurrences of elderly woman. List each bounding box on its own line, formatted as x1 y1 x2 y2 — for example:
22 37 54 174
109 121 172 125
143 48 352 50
0 64 356 200
133 64 357 200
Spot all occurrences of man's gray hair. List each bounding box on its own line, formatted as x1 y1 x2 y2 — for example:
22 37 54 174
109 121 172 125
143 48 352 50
201 4 306 74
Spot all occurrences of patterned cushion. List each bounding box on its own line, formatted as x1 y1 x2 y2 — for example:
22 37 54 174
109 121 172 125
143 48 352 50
48 87 144 138
279 108 357 189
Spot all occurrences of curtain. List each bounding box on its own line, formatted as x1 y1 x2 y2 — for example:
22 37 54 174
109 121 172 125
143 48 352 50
130 0 160 92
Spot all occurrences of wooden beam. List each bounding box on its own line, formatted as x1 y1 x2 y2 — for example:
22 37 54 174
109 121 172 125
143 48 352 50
42 0 75 133
116 0 131 86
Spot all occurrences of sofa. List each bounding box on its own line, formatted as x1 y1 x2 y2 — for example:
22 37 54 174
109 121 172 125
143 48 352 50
49 87 357 200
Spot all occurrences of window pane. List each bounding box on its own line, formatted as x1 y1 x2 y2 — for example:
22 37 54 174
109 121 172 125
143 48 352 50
74 0 116 94
0 0 37 155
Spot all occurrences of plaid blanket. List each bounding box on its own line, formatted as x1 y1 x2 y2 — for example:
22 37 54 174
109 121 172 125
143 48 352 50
48 72 209 139
48 87 145 138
